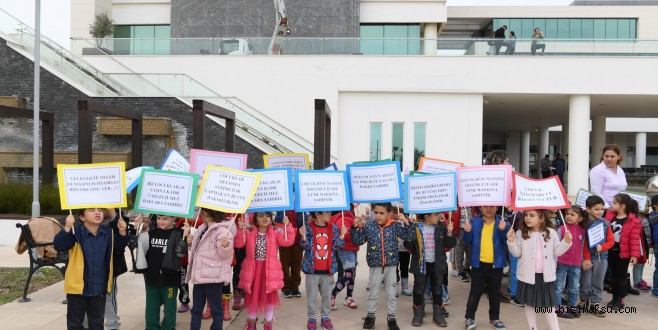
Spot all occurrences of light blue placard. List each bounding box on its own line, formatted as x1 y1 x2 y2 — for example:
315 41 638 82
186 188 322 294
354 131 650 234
346 161 403 203
125 166 154 193
404 172 458 213
294 170 351 212
323 163 338 170
587 222 606 248
246 168 294 212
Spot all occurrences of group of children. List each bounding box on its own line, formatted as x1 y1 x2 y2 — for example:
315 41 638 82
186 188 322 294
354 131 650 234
52 190 656 330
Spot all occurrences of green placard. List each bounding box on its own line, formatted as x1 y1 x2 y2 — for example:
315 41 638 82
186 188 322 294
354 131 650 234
134 169 199 218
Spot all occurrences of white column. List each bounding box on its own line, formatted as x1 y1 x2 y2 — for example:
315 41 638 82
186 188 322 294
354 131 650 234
591 116 606 167
568 95 591 196
423 23 438 56
403 122 414 171
521 130 531 176
636 132 647 167
538 126 550 177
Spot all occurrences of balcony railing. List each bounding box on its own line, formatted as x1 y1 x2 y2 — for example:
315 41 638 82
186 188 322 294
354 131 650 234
71 37 658 56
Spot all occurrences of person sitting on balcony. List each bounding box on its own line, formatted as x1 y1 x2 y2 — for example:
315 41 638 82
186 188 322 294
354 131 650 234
505 31 516 55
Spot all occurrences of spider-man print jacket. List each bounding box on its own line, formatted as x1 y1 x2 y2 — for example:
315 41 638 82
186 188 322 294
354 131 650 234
300 220 344 275
350 218 415 268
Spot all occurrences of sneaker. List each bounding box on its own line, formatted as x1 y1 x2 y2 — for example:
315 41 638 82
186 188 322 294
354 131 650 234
362 315 376 329
450 269 459 277
442 306 449 317
283 290 293 298
634 280 652 291
465 318 476 330
591 303 606 317
177 303 190 313
510 296 524 307
402 288 413 296
320 316 333 330
387 317 400 330
557 307 573 319
489 320 506 329
292 290 303 297
344 297 358 309
307 318 317 330
330 296 337 310
457 272 470 282
443 296 451 305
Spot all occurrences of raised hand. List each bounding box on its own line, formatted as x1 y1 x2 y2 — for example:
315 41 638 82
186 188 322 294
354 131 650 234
447 218 454 234
564 229 572 244
117 218 127 235
464 218 472 233
65 214 75 232
219 236 229 248
182 220 191 237
498 218 507 231
340 225 347 239
299 226 307 241
397 213 409 225
507 228 515 242
187 233 194 245
596 245 602 252
282 215 290 226
134 214 143 230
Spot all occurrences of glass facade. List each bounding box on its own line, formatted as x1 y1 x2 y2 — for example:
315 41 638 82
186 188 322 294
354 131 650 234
370 122 382 161
360 24 421 55
392 123 404 165
114 25 171 55
492 18 636 39
414 123 426 170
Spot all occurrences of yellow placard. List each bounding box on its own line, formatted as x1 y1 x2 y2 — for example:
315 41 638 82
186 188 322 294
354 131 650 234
263 153 310 170
196 165 262 213
57 162 127 210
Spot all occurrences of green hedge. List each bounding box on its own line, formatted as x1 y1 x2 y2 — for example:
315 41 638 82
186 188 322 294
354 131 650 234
0 183 61 215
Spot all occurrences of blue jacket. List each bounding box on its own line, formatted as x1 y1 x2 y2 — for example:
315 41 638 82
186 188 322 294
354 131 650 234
300 220 344 275
350 218 415 268
463 214 509 269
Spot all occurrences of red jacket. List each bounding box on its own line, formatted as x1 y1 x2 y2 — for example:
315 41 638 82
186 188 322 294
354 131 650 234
235 223 295 294
330 211 359 252
605 211 642 259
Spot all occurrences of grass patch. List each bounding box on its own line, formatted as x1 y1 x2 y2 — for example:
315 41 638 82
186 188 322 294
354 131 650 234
0 267 63 305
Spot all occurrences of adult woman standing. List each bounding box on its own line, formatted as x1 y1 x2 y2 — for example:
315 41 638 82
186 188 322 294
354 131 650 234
589 144 628 208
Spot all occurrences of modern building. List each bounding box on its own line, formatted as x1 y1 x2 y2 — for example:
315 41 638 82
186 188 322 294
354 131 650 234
2 0 658 198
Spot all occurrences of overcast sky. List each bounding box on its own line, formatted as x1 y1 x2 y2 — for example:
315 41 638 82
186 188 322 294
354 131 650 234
0 0 572 49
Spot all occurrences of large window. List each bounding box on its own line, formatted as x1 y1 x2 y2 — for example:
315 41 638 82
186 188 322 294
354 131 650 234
414 123 426 170
493 18 637 39
114 25 171 55
370 123 382 161
360 24 421 55
392 123 404 165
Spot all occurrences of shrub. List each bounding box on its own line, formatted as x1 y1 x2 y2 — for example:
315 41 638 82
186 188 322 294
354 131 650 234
0 183 61 215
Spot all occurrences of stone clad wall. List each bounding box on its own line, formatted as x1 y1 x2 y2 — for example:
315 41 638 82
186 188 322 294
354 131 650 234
0 38 265 183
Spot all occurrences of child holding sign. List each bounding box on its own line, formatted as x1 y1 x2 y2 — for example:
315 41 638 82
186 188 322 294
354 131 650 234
351 202 415 330
186 208 236 330
604 193 643 309
329 209 360 310
462 206 510 330
235 212 295 330
507 209 572 330
54 208 129 330
555 205 588 318
405 212 456 327
300 211 346 330
580 195 614 317
135 214 189 330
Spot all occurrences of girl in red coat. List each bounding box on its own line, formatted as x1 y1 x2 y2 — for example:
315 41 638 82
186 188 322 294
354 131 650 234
235 211 295 330
605 193 643 309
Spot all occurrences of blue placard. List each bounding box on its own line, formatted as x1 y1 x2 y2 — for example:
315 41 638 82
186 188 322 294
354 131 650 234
125 166 154 193
159 148 189 173
294 170 351 212
404 172 458 213
346 161 403 203
587 222 606 248
323 163 338 170
246 168 294 212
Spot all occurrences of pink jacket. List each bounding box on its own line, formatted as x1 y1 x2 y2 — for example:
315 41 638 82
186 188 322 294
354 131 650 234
557 224 586 266
235 224 295 295
186 221 236 285
508 228 571 284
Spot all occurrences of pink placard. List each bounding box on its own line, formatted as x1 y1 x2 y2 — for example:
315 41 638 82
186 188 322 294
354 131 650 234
189 149 248 177
457 165 512 207
511 172 569 211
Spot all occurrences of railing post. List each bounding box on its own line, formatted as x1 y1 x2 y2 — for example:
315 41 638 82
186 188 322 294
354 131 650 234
314 99 331 169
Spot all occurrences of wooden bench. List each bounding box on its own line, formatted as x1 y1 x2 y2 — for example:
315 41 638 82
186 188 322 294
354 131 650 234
15 221 68 302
